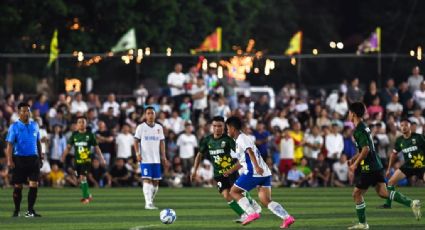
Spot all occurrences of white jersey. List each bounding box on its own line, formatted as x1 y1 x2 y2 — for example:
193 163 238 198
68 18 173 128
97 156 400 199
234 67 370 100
234 133 271 177
134 122 165 163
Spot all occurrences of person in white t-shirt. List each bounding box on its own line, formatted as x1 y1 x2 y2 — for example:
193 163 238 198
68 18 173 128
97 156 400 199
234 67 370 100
101 93 120 117
167 63 188 106
70 92 88 115
115 124 134 160
176 122 198 174
224 116 295 228
134 106 170 209
332 154 350 187
191 76 208 126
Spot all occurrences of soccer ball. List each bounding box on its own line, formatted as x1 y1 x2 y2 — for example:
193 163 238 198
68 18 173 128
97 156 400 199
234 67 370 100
159 208 176 224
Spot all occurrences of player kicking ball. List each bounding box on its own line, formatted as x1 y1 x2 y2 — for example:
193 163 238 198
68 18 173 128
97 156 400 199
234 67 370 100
347 102 420 230
225 116 295 228
191 116 261 223
377 119 422 219
61 116 106 204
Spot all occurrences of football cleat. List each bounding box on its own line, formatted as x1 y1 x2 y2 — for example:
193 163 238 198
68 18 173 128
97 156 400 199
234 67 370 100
411 200 421 220
25 210 41 218
348 223 369 229
280 215 295 229
241 213 260 225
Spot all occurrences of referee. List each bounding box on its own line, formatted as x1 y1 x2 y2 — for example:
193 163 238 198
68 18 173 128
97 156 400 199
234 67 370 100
6 102 43 217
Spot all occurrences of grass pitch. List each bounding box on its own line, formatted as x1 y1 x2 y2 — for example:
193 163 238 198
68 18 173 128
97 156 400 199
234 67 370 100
0 187 423 229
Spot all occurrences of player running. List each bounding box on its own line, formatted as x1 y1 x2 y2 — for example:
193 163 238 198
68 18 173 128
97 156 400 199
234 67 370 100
191 116 261 223
61 116 106 204
134 106 170 209
225 116 295 228
378 119 423 217
347 102 420 229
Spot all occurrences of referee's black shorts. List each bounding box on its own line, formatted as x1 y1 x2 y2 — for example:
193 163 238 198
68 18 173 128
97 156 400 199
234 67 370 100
11 156 40 184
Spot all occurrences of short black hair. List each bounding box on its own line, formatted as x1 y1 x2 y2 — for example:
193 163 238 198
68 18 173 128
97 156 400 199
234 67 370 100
212 116 225 123
400 118 411 124
76 116 87 121
145 106 155 113
17 102 30 110
225 116 242 130
349 102 366 118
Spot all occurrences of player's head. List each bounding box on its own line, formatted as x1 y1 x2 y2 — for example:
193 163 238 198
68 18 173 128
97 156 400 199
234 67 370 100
76 116 87 131
144 106 156 123
400 119 411 135
17 102 31 122
225 116 242 138
348 102 366 121
212 116 225 137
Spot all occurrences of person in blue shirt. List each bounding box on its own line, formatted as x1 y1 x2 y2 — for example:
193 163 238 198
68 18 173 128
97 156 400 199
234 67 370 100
6 102 44 218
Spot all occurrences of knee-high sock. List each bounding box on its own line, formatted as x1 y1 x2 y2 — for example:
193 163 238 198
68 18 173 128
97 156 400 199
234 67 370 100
356 202 366 224
244 191 253 204
237 197 256 215
267 201 289 219
152 185 158 201
13 187 22 212
80 180 90 199
228 200 245 216
390 190 412 207
384 185 395 207
28 187 38 212
143 182 153 205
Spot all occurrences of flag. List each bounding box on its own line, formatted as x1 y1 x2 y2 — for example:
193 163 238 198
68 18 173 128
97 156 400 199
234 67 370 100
356 27 381 54
111 28 137 53
47 29 59 67
191 27 222 54
285 31 302 55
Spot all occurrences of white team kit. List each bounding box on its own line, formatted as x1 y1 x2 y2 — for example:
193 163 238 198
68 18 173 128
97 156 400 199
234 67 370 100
232 132 272 191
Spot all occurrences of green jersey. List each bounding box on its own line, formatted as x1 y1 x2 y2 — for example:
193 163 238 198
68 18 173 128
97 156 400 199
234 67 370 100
69 131 98 164
353 122 383 173
199 134 236 178
394 133 425 169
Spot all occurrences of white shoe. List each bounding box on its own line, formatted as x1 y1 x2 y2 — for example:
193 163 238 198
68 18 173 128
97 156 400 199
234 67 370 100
145 203 158 210
411 200 421 220
348 223 369 229
234 213 248 223
251 199 262 214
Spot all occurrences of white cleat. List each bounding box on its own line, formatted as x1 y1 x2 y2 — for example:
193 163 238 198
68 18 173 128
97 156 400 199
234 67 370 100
252 199 262 214
145 203 158 210
234 213 248 223
348 223 369 229
411 200 421 220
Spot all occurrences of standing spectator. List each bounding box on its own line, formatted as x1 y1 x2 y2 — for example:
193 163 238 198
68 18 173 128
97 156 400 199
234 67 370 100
96 121 115 168
380 78 398 107
70 92 88 115
2 93 16 122
86 108 99 133
409 108 425 134
32 94 49 117
191 76 208 126
49 125 67 167
413 81 425 110
363 81 379 106
6 102 44 217
213 96 231 120
270 109 290 131
134 84 149 106
48 110 68 132
101 93 120 117
367 97 384 118
334 93 349 117
115 124 134 161
86 93 101 115
279 128 295 177
167 63 187 106
316 109 331 128
289 121 304 163
325 123 344 167
253 122 270 160
303 125 323 164
219 69 238 110
168 110 184 134
159 96 172 115
166 131 179 162
176 122 198 175
179 96 192 121
332 154 350 187
386 94 403 117
398 81 413 109
407 66 423 93
254 94 270 119
342 126 356 159
99 107 119 132
346 78 364 104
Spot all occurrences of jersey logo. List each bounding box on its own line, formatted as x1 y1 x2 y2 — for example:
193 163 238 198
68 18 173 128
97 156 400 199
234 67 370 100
411 155 424 168
412 139 416 145
221 141 226 148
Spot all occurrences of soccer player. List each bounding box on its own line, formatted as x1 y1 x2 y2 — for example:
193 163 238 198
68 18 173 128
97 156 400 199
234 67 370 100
378 119 423 213
134 106 169 209
347 102 420 229
191 116 261 223
61 116 106 204
6 102 44 217
225 116 295 228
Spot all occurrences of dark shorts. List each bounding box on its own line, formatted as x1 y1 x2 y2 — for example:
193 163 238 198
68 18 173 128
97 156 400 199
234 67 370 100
75 162 91 177
354 170 385 190
400 167 425 179
215 172 238 193
11 156 40 184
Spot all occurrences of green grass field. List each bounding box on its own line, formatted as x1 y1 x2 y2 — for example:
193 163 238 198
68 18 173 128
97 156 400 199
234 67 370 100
0 187 423 229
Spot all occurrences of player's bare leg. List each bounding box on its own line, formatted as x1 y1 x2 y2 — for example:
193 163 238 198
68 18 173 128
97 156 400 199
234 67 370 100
257 186 294 229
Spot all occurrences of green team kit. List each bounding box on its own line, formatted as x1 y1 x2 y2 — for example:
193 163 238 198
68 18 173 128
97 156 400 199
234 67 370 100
394 133 425 172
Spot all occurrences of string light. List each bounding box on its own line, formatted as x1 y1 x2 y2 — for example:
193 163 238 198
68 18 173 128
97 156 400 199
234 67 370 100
202 58 208 71
217 66 223 78
312 49 318 55
329 41 336 49
77 51 84 61
166 47 172 56
290 57 296 66
410 50 415 56
145 47 151 56
417 46 422 61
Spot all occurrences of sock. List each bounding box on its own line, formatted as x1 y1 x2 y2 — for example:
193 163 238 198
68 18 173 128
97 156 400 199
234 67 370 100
355 202 366 224
237 197 256 215
228 200 245 216
28 187 38 212
244 191 254 205
152 185 158 201
13 187 22 212
80 180 90 199
143 182 152 205
267 201 289 219
390 190 412 207
385 185 395 207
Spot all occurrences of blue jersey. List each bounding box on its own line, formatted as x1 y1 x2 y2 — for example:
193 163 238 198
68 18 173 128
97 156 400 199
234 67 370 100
6 119 40 156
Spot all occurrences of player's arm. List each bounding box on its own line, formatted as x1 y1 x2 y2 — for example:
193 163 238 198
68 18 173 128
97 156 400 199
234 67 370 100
94 145 106 166
350 146 369 172
5 142 15 169
61 144 72 163
246 147 264 175
160 140 169 169
133 138 141 162
191 152 202 182
37 140 44 161
223 162 242 177
386 150 398 177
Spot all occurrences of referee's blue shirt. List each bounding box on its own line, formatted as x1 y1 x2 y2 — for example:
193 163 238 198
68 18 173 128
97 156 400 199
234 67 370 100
6 119 40 157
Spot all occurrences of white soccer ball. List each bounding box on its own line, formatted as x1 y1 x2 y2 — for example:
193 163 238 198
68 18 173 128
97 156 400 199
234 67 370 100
159 208 177 224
